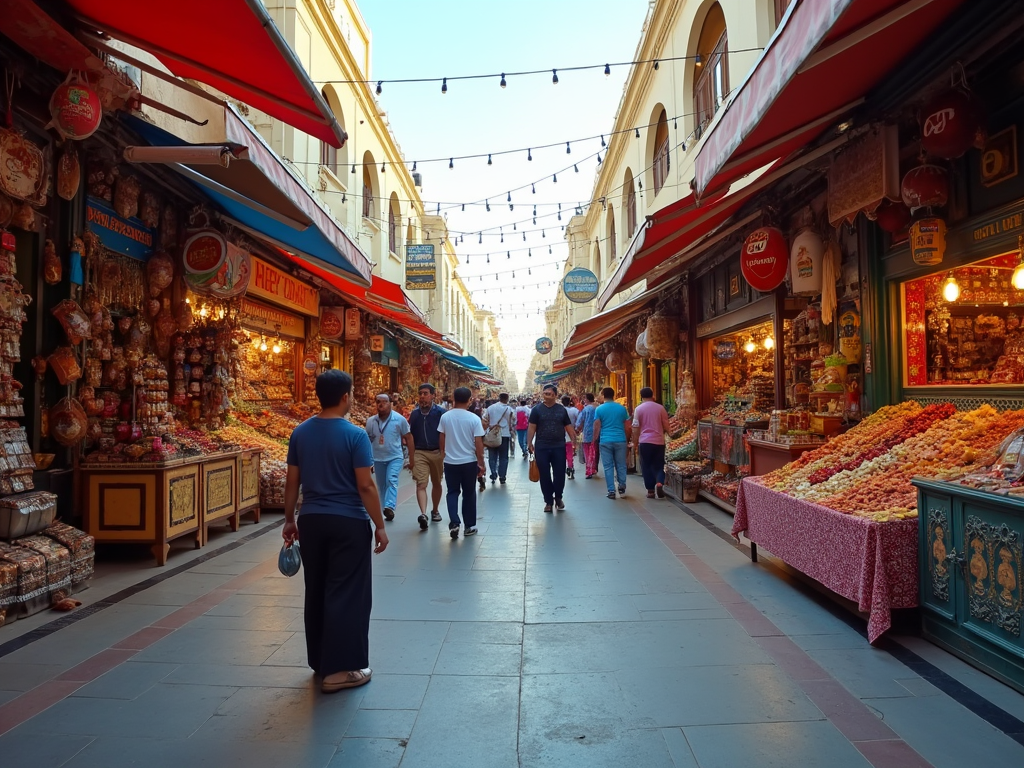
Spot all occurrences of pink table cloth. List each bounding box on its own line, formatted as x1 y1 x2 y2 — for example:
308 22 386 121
732 476 918 643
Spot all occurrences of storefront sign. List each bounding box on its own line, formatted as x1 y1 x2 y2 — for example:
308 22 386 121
319 307 345 340
827 125 899 226
239 298 305 338
370 335 385 352
535 337 553 355
562 268 600 303
972 209 1024 243
405 244 436 290
249 257 319 316
980 126 1018 188
344 307 362 339
302 354 319 376
183 229 251 298
86 196 154 261
740 227 788 292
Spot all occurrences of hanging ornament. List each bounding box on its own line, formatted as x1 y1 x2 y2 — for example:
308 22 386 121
789 228 825 296
604 348 627 372
47 72 103 140
901 163 949 210
872 199 911 233
740 226 788 293
920 86 985 160
910 216 947 266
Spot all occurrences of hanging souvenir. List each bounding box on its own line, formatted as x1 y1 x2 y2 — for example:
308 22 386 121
51 299 91 344
789 228 825 296
43 239 61 285
645 313 678 359
838 307 862 363
901 163 949 210
419 352 434 377
740 226 788 292
873 200 911 233
0 194 12 228
113 174 141 220
47 347 82 385
635 330 650 358
49 397 88 446
69 235 84 286
910 217 947 266
10 202 34 231
0 129 44 202
604 348 627 372
146 249 175 297
920 86 985 160
139 192 160 229
57 144 81 201
47 72 102 140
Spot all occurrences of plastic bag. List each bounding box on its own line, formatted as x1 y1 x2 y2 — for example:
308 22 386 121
278 540 302 577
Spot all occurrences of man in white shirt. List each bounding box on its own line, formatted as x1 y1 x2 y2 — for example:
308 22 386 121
365 393 414 523
438 386 486 539
482 393 516 485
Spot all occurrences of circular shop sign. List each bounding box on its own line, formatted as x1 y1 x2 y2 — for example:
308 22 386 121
562 267 600 303
536 337 554 355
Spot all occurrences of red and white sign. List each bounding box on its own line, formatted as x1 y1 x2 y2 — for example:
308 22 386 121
48 73 102 141
920 88 984 160
319 307 345 340
740 227 788 293
344 308 362 340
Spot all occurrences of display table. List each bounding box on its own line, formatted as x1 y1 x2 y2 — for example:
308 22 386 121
80 449 260 566
732 476 919 643
747 439 821 477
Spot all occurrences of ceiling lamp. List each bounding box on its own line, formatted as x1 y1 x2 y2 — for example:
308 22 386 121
1014 237 1024 290
763 336 775 350
942 272 961 302
744 338 756 354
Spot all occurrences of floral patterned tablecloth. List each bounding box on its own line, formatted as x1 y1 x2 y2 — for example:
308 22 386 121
732 476 919 643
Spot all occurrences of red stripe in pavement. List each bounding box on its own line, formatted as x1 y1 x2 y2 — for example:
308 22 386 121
0 559 278 737
629 502 934 768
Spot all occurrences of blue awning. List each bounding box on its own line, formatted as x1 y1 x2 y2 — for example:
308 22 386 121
430 344 489 373
121 108 371 285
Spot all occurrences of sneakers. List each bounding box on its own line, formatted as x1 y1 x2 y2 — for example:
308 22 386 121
431 510 442 523
568 468 575 479
607 491 616 500
656 483 666 499
449 523 460 540
544 504 553 513
417 514 428 531
555 498 565 510
618 487 627 497
383 507 395 521
647 490 656 499
500 478 506 484
464 526 478 536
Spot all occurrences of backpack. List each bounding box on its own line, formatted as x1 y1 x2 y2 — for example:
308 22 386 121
516 408 529 430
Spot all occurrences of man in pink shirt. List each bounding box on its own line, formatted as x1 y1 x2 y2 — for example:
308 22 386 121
632 387 672 499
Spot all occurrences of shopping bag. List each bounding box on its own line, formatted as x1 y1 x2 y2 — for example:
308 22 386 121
278 541 302 577
483 424 503 448
529 454 540 483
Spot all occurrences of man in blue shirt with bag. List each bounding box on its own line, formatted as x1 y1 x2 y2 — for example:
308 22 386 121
408 383 445 529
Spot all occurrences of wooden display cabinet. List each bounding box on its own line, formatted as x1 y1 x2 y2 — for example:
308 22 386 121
238 450 262 523
201 455 238 544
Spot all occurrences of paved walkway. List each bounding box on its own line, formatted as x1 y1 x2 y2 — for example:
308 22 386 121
1 457 1023 767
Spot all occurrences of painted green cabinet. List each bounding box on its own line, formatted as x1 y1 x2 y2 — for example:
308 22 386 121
913 478 1024 694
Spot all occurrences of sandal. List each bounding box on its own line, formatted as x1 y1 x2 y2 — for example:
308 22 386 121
321 667 372 693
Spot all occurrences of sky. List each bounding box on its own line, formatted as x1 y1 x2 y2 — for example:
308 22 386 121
358 0 651 389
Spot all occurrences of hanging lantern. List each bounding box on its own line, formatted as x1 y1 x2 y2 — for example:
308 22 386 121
920 88 985 160
419 352 435 377
645 313 679 359
789 228 825 296
635 330 650 358
910 217 947 266
901 163 949 210
605 348 627 372
740 226 788 292
47 73 103 141
873 199 912 233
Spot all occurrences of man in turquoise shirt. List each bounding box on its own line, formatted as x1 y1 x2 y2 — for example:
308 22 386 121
593 387 632 499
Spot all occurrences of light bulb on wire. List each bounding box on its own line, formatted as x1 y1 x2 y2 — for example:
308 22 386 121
763 336 775 350
942 272 961 302
1013 237 1024 289
744 338 756 354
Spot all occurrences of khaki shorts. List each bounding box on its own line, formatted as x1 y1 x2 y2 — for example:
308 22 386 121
413 449 443 486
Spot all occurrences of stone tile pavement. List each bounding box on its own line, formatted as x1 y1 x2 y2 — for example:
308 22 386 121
0 457 1022 767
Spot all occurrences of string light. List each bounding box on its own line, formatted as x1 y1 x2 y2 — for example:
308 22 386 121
527 148 532 161
552 69 559 84
604 63 611 76
376 81 382 94
500 73 507 88
441 77 448 94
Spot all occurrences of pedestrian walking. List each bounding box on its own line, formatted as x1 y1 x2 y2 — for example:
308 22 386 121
438 386 486 539
576 392 599 478
593 387 632 499
633 387 672 499
562 395 580 480
527 384 577 513
483 393 516 485
515 399 531 459
408 383 446 529
283 370 388 694
365 393 414 523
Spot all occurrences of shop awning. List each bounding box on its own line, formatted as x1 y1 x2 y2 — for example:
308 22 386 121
63 0 346 147
123 110 372 285
279 251 455 350
693 0 966 199
432 347 490 374
475 374 504 386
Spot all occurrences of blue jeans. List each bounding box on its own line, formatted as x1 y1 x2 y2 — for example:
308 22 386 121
444 461 479 528
488 437 510 480
374 457 403 511
517 429 529 455
599 442 628 494
533 444 566 504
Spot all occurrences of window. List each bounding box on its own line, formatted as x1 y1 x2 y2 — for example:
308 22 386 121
607 209 617 263
693 4 729 136
652 110 670 195
362 165 373 219
320 141 337 175
626 179 637 236
388 206 397 254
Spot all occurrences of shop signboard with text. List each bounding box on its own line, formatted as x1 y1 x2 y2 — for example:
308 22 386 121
406 244 436 290
248 257 320 316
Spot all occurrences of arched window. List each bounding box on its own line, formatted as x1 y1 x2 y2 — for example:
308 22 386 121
694 3 729 136
592 242 602 281
388 195 399 254
319 87 346 175
623 169 637 236
362 151 376 220
607 206 617 264
652 109 670 195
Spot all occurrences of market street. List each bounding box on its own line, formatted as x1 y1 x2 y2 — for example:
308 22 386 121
0 461 1022 768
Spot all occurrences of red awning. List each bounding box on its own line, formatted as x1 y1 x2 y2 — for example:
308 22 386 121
64 0 346 147
282 252 458 349
693 0 966 198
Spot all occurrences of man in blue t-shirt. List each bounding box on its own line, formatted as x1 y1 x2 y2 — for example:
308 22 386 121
593 386 632 499
284 369 388 694
365 393 414 523
527 384 576 513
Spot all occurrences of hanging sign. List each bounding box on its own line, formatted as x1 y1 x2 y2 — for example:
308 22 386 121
562 267 600 303
536 337 553 355
239 298 305 338
47 73 103 141
370 335 385 352
319 307 345 340
344 308 362 339
85 196 153 261
910 217 947 266
405 244 436 290
182 230 250 298
249 257 319 316
740 227 788 292
302 354 319 376
0 129 45 203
